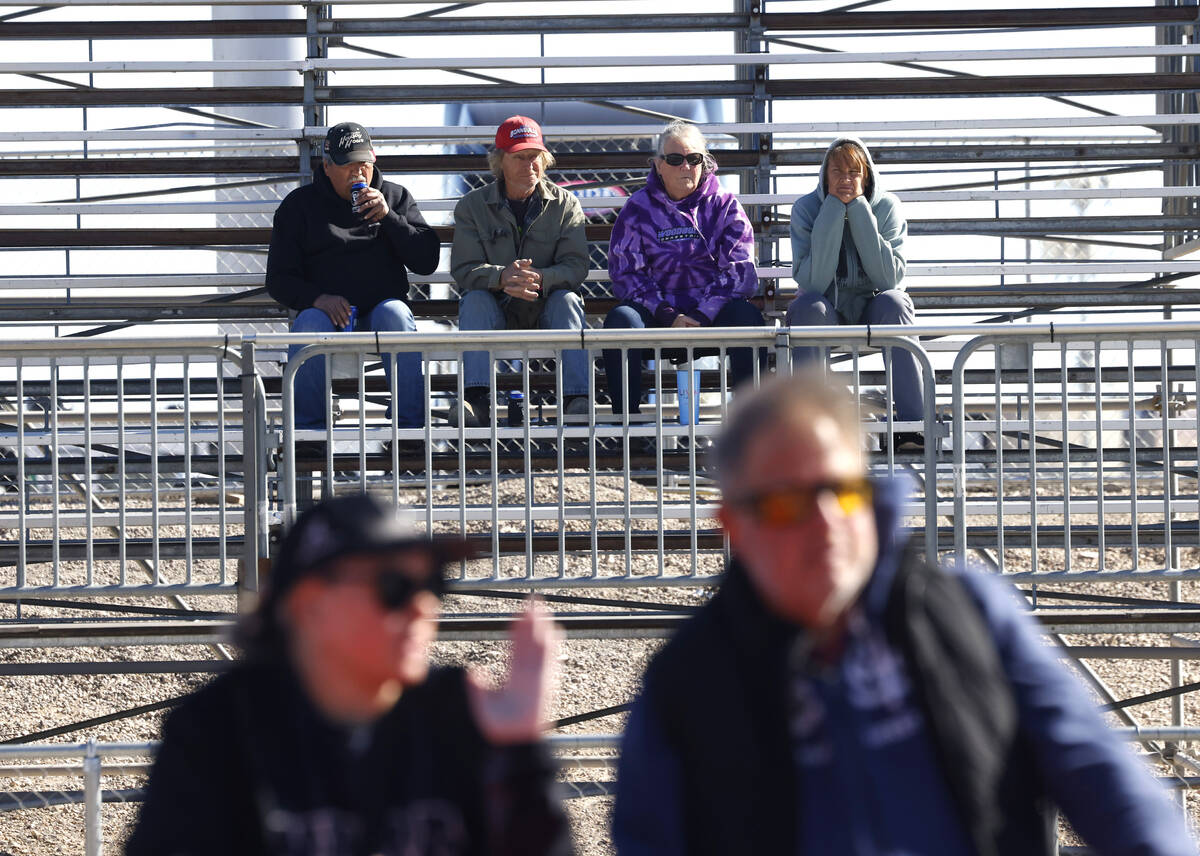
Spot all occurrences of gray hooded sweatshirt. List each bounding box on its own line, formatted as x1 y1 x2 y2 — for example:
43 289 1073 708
790 137 907 322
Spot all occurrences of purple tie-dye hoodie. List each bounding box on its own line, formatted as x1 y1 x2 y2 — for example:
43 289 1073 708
608 168 757 325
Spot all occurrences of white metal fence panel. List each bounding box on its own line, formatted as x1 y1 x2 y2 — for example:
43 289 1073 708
0 339 256 600
951 321 1200 581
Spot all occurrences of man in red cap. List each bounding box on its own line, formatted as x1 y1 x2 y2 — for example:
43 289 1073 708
450 116 590 427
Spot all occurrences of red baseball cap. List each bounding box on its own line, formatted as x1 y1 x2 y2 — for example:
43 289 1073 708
495 115 547 153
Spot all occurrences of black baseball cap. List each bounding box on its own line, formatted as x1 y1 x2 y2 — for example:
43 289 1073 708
323 122 376 166
268 493 474 602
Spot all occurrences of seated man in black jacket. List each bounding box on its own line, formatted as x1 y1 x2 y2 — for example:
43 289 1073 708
266 123 440 432
127 493 572 856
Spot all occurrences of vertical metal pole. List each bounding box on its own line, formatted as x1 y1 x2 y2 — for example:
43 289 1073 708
737 0 772 320
1159 6 1191 805
298 2 328 181
83 740 102 856
995 168 1004 288
1158 0 1179 251
240 339 262 613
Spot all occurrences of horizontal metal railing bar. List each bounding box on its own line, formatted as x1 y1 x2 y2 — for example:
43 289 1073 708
0 743 156 761
1 294 1199 323
0 619 236 648
0 458 241 479
0 6 1189 31
1060 647 1200 660
0 537 240 566
4 73 1198 108
8 643 1199 677
3 144 1193 178
3 44 1196 74
2 260 1199 292
0 428 236 444
4 113 1200 144
0 356 1185 403
0 585 239 603
0 0 617 5
954 498 1200 516
3 216 1194 249
0 613 697 646
1040 620 1200 634
0 321 1191 356
6 188 1199 217
762 7 1198 31
4 606 1197 649
0 764 151 778
0 293 1197 326
0 510 237 528
0 293 1196 320
954 527 1200 552
5 724 1198 767
1035 610 1200 627
0 660 233 676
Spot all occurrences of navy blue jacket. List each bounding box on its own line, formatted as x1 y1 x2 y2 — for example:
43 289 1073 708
614 480 1193 856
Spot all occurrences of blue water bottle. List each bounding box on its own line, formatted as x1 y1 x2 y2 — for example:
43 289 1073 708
344 305 357 331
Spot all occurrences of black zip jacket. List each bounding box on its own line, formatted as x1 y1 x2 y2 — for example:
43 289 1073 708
126 662 572 856
265 165 440 316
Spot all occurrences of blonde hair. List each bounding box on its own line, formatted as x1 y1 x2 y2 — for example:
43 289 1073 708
486 147 556 179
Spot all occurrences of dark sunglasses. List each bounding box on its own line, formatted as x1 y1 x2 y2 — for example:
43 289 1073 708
731 478 873 527
661 152 705 167
328 565 446 610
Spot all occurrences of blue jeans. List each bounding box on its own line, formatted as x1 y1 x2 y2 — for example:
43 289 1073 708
457 289 590 396
289 299 422 430
786 289 926 422
602 299 765 414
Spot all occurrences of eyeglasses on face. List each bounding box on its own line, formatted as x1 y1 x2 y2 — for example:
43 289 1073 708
661 152 705 167
731 478 874 526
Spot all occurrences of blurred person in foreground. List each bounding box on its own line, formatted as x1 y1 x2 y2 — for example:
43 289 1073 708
602 120 764 415
127 492 571 856
613 371 1193 856
266 122 440 433
787 137 928 450
451 115 590 427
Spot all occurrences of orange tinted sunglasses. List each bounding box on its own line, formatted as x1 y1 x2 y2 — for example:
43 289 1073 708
732 479 873 526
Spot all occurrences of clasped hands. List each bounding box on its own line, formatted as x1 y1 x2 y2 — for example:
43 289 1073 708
500 258 543 302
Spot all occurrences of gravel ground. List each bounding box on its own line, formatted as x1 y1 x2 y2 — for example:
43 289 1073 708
1 473 1198 855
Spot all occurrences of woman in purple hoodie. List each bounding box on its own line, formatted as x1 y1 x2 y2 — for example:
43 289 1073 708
603 121 764 414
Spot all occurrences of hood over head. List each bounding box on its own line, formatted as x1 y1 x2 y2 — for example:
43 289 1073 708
816 136 883 203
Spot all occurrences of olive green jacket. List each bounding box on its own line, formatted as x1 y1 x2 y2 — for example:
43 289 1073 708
450 177 589 328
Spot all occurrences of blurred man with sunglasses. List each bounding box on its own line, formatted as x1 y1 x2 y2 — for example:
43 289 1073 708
614 372 1191 856
128 492 571 856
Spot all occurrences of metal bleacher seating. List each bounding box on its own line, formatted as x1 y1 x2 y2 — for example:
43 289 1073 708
2 1 1200 850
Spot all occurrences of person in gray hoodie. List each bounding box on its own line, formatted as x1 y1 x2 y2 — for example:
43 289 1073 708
787 138 928 447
